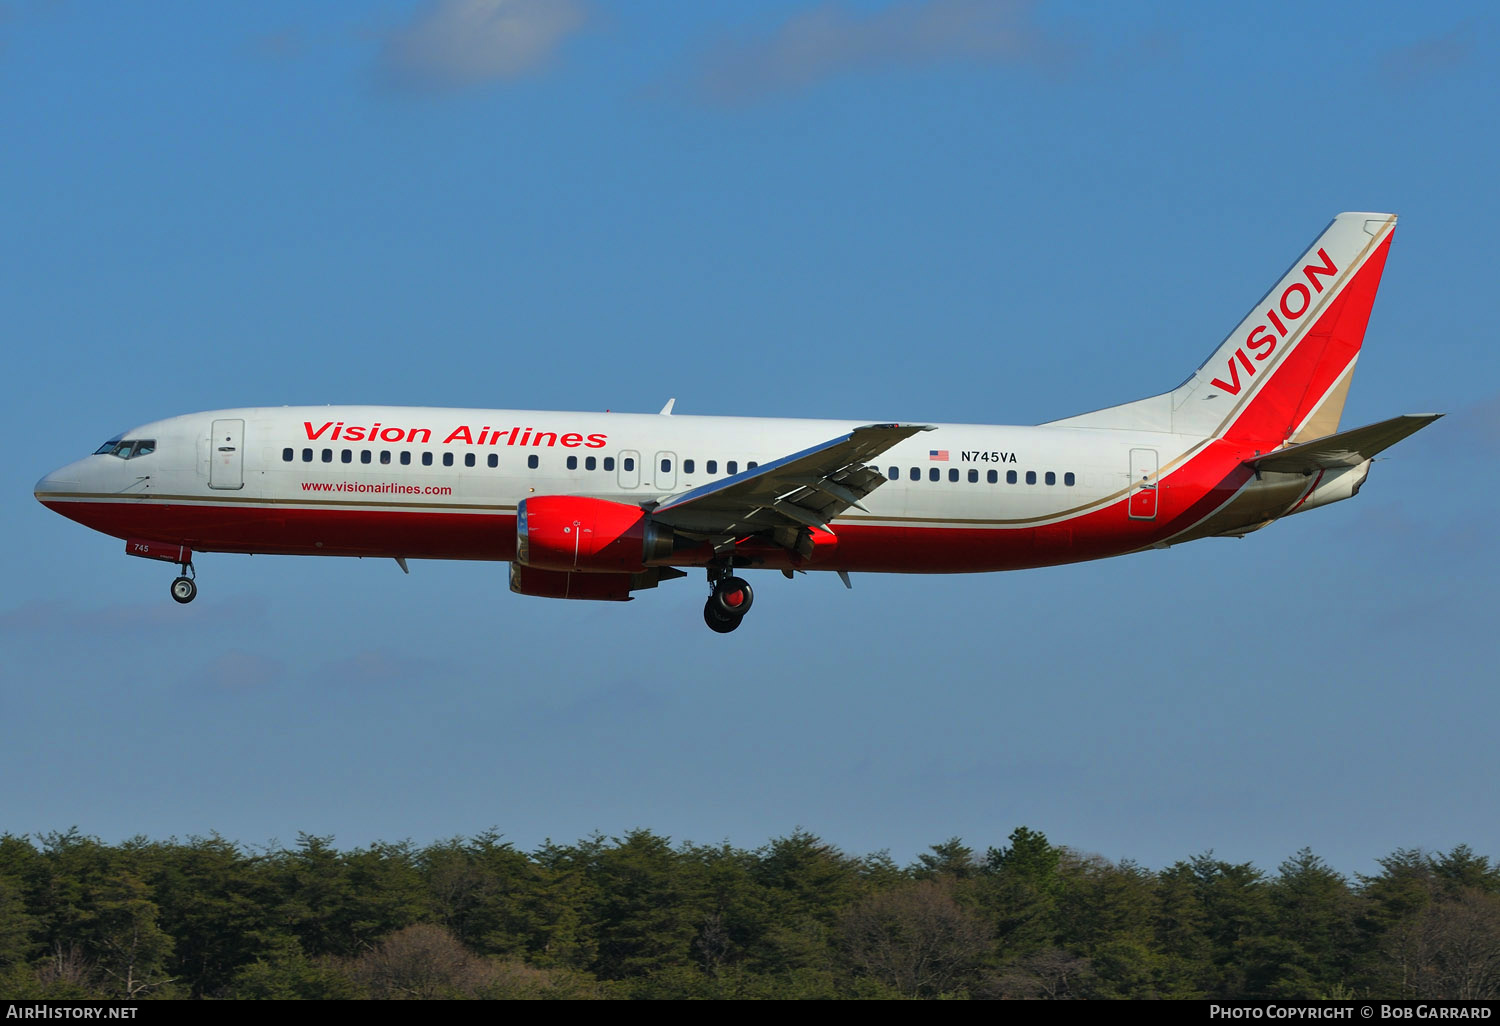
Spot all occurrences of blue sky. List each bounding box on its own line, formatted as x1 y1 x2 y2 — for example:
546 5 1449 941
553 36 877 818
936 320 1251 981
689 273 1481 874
3 0 1496 876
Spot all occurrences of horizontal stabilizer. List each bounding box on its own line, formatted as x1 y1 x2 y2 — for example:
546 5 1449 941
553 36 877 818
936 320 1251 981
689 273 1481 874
1246 414 1441 474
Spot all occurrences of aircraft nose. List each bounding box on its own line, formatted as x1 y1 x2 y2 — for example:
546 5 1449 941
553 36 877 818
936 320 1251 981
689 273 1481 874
35 466 80 504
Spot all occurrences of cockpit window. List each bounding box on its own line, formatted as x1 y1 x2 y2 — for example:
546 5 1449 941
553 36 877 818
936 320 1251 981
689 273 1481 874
95 439 156 460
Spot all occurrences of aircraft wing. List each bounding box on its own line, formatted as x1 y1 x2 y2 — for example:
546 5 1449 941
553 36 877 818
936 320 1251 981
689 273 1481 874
649 423 932 537
1247 414 1441 473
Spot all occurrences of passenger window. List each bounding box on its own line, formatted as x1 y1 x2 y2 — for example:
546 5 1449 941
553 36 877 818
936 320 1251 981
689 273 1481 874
684 459 694 474
747 461 758 470
341 449 352 464
567 456 578 470
706 460 718 474
1026 471 1037 485
585 456 596 471
381 450 392 465
282 448 294 462
888 467 899 480
528 455 539 469
660 458 671 473
1064 472 1075 486
1006 470 1017 484
1045 471 1056 486
400 452 411 466
302 448 313 462
360 450 371 464
422 452 433 467
623 457 635 471
604 457 615 471
929 468 940 482
464 453 475 468
968 469 978 483
910 467 920 481
987 470 998 484
488 454 498 468
442 453 454 467
727 461 738 475
948 469 959 482
322 449 333 463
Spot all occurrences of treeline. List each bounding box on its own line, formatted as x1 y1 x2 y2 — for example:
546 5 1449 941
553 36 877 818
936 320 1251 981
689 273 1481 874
0 827 1496 1000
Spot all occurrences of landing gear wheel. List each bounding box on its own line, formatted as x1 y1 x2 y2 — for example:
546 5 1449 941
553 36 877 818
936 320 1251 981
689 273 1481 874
703 599 742 633
170 576 197 604
710 576 754 618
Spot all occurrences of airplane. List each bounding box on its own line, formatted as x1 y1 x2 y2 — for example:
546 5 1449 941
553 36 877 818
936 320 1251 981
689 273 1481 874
35 212 1438 633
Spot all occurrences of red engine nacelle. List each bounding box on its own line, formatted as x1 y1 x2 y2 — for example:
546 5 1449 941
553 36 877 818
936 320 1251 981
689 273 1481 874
509 564 634 601
516 496 676 573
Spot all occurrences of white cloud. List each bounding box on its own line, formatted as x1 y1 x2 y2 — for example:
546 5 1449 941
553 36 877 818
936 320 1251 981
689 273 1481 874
379 0 587 90
1377 25 1475 85
694 0 1070 103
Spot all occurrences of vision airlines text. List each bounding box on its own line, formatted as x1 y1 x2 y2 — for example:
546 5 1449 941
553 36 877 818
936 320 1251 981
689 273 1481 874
303 422 608 448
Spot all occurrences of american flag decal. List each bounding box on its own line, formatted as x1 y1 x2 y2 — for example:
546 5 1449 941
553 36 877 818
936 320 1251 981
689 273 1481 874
929 450 949 461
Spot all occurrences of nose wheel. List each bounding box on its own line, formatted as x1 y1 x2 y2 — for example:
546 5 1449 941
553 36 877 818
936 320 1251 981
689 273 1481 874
703 573 753 633
170 562 197 604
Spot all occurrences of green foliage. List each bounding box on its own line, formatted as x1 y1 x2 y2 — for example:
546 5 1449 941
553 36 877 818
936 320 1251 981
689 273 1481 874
0 827 1491 999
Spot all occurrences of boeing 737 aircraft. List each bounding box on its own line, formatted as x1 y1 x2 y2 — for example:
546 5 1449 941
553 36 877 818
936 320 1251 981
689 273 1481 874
35 212 1437 632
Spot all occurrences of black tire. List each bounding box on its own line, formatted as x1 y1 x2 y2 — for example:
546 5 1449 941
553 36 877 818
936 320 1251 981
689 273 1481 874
170 576 197 604
710 576 754 618
703 599 742 633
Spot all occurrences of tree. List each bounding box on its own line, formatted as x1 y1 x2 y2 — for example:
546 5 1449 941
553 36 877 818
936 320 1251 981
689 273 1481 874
228 935 356 1000
987 947 1094 999
151 834 281 997
838 878 991 997
1255 848 1360 998
979 827 1063 957
1433 845 1500 896
1172 853 1273 997
750 831 861 976
680 841 774 979
89 870 177 998
351 923 495 1000
1375 889 1500 1000
585 830 702 980
914 838 977 880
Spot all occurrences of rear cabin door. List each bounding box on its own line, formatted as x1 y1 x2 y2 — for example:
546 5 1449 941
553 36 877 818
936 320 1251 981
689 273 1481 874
209 419 245 490
1128 448 1158 520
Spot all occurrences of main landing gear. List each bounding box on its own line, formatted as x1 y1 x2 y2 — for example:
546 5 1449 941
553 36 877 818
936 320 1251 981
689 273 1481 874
170 562 197 604
702 570 754 634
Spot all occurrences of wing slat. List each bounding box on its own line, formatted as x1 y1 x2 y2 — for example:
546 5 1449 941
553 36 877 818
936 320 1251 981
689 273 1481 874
651 423 930 538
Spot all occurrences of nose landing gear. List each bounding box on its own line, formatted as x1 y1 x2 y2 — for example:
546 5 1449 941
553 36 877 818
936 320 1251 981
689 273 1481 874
703 571 753 633
170 562 197 604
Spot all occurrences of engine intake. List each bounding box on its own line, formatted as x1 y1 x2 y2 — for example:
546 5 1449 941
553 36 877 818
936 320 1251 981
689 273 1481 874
516 496 677 573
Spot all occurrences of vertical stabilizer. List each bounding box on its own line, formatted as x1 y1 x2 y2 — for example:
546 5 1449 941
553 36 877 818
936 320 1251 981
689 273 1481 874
1047 213 1397 443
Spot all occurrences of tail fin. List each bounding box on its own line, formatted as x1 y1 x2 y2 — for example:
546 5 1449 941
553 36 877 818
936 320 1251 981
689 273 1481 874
1047 212 1397 443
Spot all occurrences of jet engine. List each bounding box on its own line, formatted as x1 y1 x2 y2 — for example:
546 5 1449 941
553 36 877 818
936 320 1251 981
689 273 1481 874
516 496 677 573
